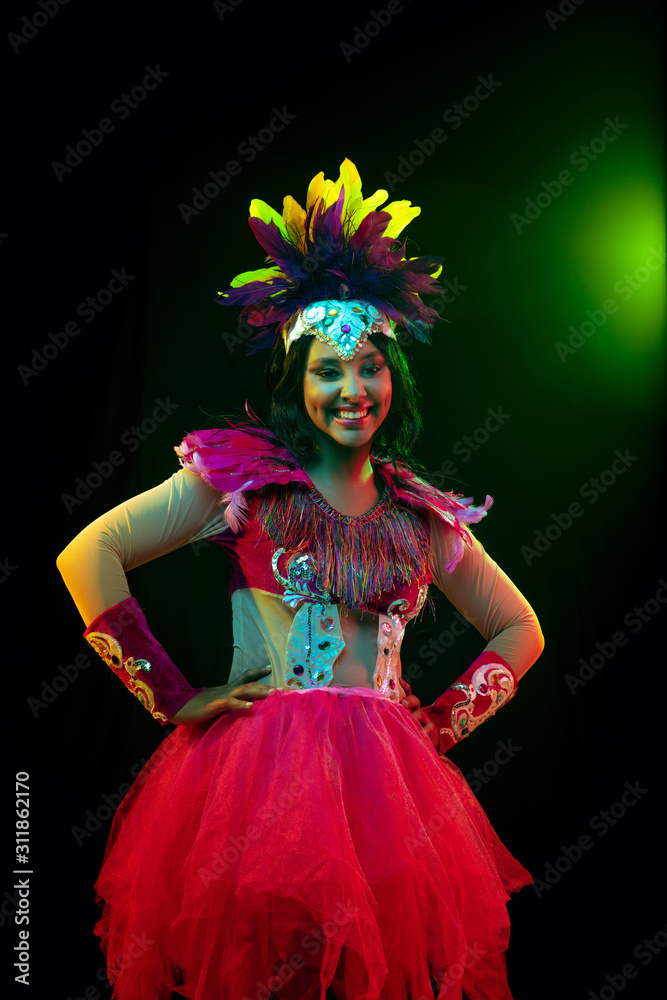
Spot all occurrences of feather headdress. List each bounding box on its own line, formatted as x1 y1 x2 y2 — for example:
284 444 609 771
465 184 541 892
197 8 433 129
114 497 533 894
216 158 445 355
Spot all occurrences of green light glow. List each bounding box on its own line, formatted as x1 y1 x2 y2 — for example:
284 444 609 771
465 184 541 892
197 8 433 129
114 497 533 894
568 178 665 348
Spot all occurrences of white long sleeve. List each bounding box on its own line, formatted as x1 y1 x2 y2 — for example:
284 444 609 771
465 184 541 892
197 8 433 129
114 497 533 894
427 513 544 678
56 469 228 626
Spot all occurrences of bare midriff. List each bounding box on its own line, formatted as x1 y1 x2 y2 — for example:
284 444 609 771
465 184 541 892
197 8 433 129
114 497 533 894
331 605 386 688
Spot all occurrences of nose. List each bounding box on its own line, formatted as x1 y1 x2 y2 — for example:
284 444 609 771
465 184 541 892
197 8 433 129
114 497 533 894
340 369 368 402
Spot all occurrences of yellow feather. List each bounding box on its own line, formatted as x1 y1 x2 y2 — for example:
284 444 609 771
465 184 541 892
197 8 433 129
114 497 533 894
360 188 389 213
249 199 287 238
321 179 339 209
282 195 307 252
229 266 283 288
337 158 362 205
336 160 391 233
345 188 389 233
282 194 306 234
306 171 326 211
382 201 421 239
306 179 338 241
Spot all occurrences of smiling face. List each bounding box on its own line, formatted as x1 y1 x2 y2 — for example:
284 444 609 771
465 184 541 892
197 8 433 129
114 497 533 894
302 336 393 449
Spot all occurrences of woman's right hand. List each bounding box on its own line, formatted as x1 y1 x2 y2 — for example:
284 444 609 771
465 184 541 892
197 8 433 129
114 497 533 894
168 666 275 725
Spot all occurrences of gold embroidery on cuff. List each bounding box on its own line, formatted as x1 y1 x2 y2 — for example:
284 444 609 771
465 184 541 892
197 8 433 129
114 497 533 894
87 632 168 723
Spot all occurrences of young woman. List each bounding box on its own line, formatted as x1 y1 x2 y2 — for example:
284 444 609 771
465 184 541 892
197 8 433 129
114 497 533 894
57 159 544 1000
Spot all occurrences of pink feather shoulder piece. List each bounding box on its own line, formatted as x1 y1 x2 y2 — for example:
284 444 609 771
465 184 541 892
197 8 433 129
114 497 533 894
375 462 493 573
175 423 310 532
175 419 492 568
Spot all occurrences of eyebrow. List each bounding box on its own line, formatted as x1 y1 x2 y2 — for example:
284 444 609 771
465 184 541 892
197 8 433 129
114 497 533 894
308 349 385 368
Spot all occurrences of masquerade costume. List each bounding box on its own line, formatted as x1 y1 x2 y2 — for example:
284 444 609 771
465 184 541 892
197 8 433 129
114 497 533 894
58 161 544 1000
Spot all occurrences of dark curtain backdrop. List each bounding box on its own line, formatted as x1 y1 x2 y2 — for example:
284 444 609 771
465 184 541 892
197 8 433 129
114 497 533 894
4 1 665 997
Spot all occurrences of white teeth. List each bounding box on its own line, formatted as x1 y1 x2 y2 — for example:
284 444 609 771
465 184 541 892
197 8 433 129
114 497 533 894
334 409 368 420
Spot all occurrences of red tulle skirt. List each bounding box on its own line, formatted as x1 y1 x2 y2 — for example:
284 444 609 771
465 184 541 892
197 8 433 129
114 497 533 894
94 686 531 1000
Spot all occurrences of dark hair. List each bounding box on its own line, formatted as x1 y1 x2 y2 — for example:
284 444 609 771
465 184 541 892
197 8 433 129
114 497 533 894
264 331 425 469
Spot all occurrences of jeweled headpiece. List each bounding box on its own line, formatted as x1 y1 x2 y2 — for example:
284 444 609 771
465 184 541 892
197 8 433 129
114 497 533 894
216 158 445 359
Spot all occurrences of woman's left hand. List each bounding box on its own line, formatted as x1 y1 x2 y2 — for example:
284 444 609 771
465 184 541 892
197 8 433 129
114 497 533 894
399 678 439 749
398 677 420 712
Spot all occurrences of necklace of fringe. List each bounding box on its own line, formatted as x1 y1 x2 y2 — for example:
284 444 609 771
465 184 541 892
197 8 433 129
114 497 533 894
255 483 430 610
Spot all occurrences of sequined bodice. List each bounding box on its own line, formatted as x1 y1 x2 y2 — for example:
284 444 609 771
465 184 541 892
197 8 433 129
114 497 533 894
269 482 429 699
216 485 431 701
274 544 429 699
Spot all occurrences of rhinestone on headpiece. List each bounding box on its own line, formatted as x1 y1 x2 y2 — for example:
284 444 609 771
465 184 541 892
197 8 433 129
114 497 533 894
283 299 396 359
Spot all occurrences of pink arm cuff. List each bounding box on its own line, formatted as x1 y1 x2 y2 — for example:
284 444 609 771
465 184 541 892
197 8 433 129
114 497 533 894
84 596 205 725
419 651 518 756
